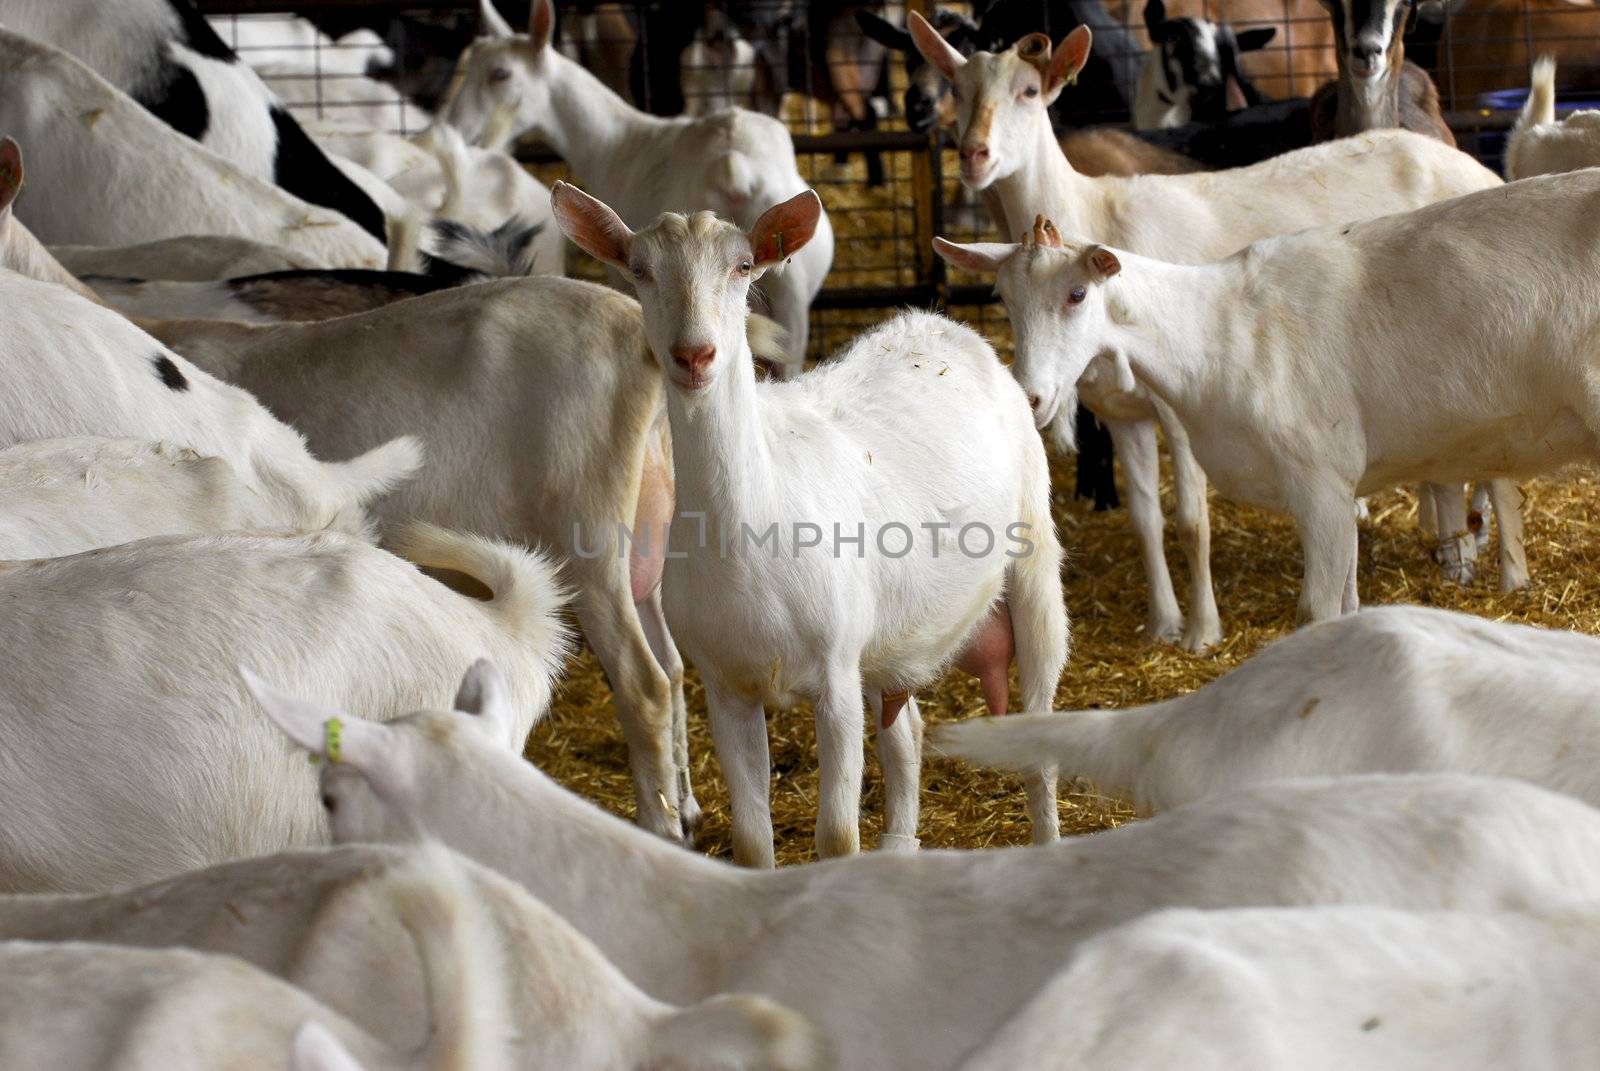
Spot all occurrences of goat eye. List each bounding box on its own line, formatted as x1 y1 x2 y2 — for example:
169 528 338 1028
1024 86 1039 98
489 67 512 83
320 794 337 812
1068 287 1088 304
736 260 752 275
630 265 648 281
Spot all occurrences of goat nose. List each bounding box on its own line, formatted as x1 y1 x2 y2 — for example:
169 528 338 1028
961 143 989 162
670 344 717 376
1028 393 1042 412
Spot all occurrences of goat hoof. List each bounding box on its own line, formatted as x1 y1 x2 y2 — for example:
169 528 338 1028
678 794 704 846
1178 622 1222 653
1146 616 1185 646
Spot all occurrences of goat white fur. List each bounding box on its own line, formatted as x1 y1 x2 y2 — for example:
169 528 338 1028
0 269 420 542
0 839 826 1071
0 437 377 559
941 169 1600 620
1506 56 1600 180
442 0 832 377
0 844 506 1071
49 235 319 280
960 904 1600 1070
554 185 1068 863
0 529 567 892
936 605 1600 812
149 276 751 843
253 673 1600 1071
916 17 1506 648
0 29 385 267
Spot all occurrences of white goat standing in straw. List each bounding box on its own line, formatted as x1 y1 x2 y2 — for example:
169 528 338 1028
552 183 1069 865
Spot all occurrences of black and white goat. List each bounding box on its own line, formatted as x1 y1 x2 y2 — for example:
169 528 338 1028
1134 0 1276 128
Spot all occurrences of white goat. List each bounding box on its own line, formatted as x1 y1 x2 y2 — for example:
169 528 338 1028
0 269 420 540
0 0 388 243
252 669 1600 1071
937 605 1600 812
961 904 1600 1069
149 276 769 843
0 837 826 1071
937 167 1600 619
0 844 504 1071
0 29 386 266
913 16 1506 648
50 235 319 280
0 437 376 559
442 0 832 377
0 528 567 892
1507 56 1600 180
554 184 1068 862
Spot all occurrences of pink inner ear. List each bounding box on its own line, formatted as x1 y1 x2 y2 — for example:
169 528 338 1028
1051 26 1092 86
751 192 821 265
529 0 553 47
1090 248 1121 277
553 187 630 267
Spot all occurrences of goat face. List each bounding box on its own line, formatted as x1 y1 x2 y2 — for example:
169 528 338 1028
909 15 1090 189
1319 0 1414 85
860 7 980 135
442 0 560 149
935 226 1122 445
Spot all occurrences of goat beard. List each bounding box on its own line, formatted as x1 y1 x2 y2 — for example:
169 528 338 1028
1046 387 1081 454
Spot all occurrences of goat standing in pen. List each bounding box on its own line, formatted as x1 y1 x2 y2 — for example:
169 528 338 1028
552 183 1068 865
447 0 832 378
918 17 1501 647
940 168 1600 621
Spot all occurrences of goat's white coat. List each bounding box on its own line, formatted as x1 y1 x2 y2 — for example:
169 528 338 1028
152 276 712 842
960 904 1600 1070
255 683 1600 1071
920 21 1503 648
0 29 384 266
0 528 566 892
0 841 824 1070
50 235 319 280
442 0 832 375
0 270 420 541
1506 56 1600 179
0 437 373 559
936 605 1600 812
959 170 1600 619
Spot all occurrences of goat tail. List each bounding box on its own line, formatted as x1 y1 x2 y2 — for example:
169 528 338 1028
382 844 512 1071
389 521 573 669
1523 56 1557 132
385 210 426 272
931 707 1148 806
329 436 425 507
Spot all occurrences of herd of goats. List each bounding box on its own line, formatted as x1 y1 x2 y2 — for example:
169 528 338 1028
3 0 1600 1066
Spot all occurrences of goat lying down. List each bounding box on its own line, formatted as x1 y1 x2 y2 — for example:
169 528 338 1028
934 167 1600 619
935 605 1600 813
960 904 1600 1070
250 663 1600 1071
0 836 826 1070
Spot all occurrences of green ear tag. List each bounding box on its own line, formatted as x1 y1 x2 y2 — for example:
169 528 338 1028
773 232 785 260
1066 72 1078 86
325 717 344 765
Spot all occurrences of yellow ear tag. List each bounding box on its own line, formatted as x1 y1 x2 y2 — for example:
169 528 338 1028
324 717 344 765
1066 72 1078 86
773 232 785 261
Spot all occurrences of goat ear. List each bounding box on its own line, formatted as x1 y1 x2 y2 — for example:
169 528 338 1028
1015 32 1052 75
453 658 519 749
749 190 822 272
1045 25 1092 102
241 666 391 769
0 137 22 218
1086 244 1122 279
909 10 966 80
290 1021 366 1071
528 0 555 50
932 237 1016 274
1236 26 1276 51
550 181 634 271
857 9 913 52
478 0 514 39
1143 0 1169 38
